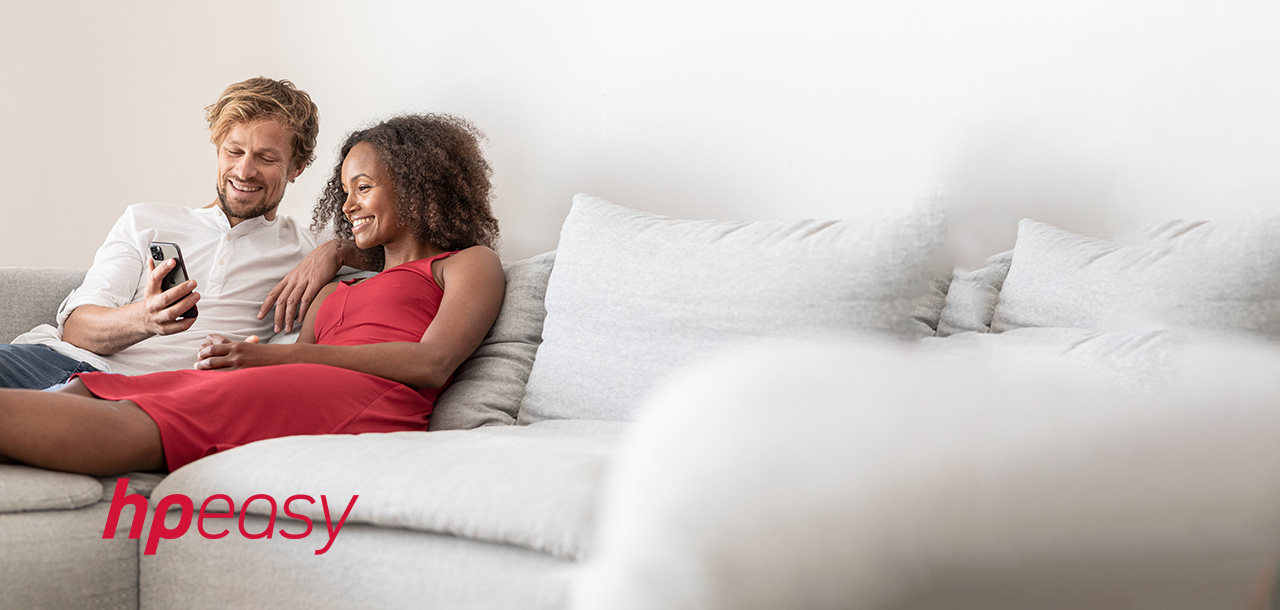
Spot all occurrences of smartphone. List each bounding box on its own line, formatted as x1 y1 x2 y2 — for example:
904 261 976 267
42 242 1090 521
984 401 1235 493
148 241 199 319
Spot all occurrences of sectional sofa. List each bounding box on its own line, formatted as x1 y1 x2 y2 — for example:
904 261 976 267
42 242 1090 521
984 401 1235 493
2 194 1279 609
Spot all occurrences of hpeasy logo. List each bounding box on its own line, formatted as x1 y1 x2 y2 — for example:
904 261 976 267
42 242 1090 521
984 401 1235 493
102 478 358 555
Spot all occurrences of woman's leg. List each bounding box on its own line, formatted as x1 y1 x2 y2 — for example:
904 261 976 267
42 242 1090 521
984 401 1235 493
0 380 165 475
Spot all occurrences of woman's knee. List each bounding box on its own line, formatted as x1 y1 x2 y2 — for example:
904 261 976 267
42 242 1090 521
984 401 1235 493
109 401 165 471
56 378 97 398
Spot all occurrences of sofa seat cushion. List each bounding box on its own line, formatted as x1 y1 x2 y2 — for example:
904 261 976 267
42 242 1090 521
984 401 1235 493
0 465 103 514
1 501 141 609
150 420 629 561
96 471 165 500
923 327 1188 393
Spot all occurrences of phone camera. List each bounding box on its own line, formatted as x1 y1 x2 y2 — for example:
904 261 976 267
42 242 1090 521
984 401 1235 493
150 245 163 259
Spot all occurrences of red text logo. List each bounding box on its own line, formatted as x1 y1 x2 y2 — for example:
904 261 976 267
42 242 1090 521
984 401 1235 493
102 478 358 555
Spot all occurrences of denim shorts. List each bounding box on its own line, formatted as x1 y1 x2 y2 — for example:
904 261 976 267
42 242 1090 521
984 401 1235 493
0 343 100 390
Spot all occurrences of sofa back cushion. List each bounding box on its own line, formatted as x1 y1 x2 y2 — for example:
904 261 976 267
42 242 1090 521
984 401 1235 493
936 250 1013 336
430 251 556 430
0 268 86 343
991 217 1280 337
517 193 945 424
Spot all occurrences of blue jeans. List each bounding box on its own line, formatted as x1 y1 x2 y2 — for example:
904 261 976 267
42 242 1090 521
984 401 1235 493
0 344 100 390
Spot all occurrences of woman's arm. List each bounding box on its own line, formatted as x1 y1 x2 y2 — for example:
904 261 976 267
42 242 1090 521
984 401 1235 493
196 247 505 389
296 281 342 344
196 279 340 362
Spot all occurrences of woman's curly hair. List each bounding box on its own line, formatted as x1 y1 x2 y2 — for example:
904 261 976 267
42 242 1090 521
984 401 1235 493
312 113 500 269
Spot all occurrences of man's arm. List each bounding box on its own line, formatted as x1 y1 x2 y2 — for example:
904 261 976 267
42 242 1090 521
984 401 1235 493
258 238 376 334
62 259 201 355
58 204 202 356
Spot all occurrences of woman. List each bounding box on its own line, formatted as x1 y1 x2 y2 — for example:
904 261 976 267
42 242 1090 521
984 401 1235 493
0 113 505 475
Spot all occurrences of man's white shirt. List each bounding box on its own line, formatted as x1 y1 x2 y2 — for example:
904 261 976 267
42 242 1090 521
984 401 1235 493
14 203 318 375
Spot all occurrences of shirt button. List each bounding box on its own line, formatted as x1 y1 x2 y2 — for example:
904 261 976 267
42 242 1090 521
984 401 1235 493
225 235 232 241
218 259 225 265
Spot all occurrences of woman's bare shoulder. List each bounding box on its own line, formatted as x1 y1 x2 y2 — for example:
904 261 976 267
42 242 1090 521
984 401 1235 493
448 245 499 263
435 245 503 290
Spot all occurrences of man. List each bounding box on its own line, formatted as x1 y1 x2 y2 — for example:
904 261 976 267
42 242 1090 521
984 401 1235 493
0 77 360 389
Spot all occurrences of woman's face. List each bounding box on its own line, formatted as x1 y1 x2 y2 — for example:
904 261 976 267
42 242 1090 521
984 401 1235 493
340 141 403 249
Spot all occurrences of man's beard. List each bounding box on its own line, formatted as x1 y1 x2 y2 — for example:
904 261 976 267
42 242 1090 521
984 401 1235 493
216 181 277 221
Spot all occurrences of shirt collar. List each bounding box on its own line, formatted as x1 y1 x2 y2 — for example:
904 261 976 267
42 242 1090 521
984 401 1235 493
196 204 278 234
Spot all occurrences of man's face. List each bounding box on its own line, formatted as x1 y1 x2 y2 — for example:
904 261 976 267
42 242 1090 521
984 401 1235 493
215 119 302 225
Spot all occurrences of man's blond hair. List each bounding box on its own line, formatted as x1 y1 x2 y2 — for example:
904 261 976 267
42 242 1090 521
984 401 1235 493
204 77 319 169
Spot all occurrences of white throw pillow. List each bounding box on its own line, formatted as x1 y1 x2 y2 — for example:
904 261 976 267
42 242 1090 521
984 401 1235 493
517 193 945 424
991 217 1280 337
936 249 1013 336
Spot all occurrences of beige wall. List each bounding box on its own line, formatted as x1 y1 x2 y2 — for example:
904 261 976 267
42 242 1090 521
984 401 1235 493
4 0 1279 269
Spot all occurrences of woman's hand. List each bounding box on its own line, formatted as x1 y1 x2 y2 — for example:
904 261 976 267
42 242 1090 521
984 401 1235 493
196 334 277 370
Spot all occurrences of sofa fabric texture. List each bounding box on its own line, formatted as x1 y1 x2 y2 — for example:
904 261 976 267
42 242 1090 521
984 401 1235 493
0 268 86 343
992 217 1280 336
0 465 104 513
430 250 556 431
6 199 1280 610
937 250 1013 336
1 502 140 609
922 327 1185 393
574 337 1280 610
153 419 628 561
143 517 573 610
519 193 946 424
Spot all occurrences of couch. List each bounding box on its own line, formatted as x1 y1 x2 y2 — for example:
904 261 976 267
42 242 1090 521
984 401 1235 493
2 194 1279 609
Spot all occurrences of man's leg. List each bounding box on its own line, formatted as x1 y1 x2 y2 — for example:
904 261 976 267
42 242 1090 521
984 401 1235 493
0 344 99 390
0 380 165 475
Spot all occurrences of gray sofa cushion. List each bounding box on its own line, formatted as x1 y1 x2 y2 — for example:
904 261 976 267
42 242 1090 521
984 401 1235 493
519 193 945 424
992 217 1280 336
143 519 571 610
922 327 1185 393
430 251 556 431
0 465 103 513
151 420 629 561
0 268 86 343
96 472 165 501
937 250 1014 336
913 278 953 336
1 502 140 609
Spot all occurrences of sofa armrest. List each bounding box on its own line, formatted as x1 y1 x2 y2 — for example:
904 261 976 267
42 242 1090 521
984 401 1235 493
0 268 87 343
576 338 1280 610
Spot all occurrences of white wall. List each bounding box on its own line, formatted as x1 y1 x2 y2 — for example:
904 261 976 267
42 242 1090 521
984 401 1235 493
4 0 1278 269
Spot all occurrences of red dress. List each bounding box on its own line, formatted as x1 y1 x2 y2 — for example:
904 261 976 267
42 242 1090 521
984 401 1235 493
75 252 456 472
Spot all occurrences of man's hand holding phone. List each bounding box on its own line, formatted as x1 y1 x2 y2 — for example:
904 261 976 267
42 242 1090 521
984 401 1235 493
61 242 204 356
139 257 201 336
